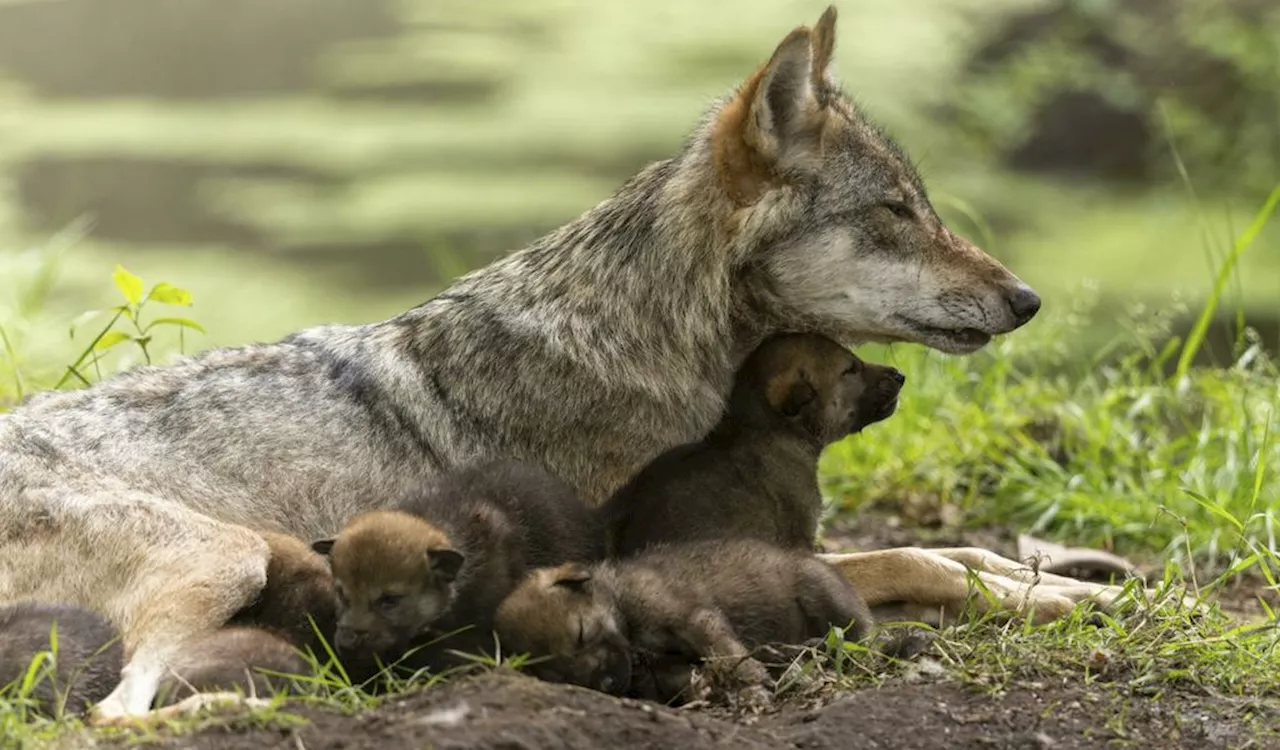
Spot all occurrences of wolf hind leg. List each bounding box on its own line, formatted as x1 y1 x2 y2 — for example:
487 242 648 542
0 485 271 722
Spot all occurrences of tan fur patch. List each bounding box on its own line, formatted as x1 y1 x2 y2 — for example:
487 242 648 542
763 368 805 414
711 63 775 207
331 510 456 587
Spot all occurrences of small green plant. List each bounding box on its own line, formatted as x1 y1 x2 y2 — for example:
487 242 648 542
55 265 206 390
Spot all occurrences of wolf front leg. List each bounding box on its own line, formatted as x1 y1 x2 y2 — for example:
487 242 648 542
817 547 1079 625
925 547 1201 613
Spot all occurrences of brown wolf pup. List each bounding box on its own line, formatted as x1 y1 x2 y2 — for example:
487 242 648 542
603 333 903 557
0 602 123 717
313 460 601 677
226 531 338 656
152 627 309 708
495 539 872 702
4 6 1153 722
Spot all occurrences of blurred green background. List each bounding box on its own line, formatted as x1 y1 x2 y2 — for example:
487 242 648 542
0 0 1276 361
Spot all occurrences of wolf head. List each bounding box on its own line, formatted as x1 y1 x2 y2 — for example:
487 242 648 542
707 7 1039 354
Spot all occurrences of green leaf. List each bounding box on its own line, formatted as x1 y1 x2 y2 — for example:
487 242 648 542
145 317 206 334
112 265 145 305
1181 488 1245 533
94 331 133 352
147 282 193 307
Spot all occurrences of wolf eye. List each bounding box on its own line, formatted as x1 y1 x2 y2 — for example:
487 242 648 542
576 619 586 646
881 201 914 220
376 594 403 611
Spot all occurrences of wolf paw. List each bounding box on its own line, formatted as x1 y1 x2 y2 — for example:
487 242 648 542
88 692 271 727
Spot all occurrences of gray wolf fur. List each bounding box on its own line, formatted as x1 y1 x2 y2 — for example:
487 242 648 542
494 538 873 703
1 6 1138 720
602 332 903 557
0 602 124 717
315 459 601 679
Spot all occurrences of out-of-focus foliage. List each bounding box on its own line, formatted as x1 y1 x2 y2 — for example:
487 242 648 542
948 0 1280 195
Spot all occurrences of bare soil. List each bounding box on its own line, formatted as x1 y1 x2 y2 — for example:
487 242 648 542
100 513 1280 750
115 669 1276 750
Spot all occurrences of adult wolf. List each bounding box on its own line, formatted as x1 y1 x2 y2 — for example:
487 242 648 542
0 7 1129 720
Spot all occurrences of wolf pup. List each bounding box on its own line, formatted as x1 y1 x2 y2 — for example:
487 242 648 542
313 459 601 676
604 333 903 556
2 6 1105 721
153 627 309 708
226 531 337 656
0 602 124 717
495 538 872 702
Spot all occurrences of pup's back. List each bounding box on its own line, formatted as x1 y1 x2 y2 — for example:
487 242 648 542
153 627 309 708
227 531 337 655
0 602 124 717
624 539 873 646
405 459 602 567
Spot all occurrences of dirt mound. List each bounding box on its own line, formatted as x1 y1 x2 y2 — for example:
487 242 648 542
112 669 1274 750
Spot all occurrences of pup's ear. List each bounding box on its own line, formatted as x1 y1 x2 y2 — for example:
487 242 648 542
780 380 818 418
551 563 593 593
767 371 818 418
712 6 838 205
428 548 466 583
311 538 336 556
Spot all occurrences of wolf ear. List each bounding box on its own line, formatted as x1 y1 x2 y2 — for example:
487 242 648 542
713 6 838 204
428 548 466 583
311 538 336 556
810 6 839 91
551 563 593 593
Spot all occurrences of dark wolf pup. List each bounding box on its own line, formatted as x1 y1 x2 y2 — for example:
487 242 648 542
313 459 601 678
603 332 903 557
0 602 124 717
227 531 338 656
1 6 1138 721
495 538 873 702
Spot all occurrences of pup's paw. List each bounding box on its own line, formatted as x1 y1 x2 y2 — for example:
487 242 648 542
731 683 775 714
730 656 773 688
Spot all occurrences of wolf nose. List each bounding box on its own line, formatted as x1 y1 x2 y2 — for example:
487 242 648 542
1006 285 1042 327
887 369 906 386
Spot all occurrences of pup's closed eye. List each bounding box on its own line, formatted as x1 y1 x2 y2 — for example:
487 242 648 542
376 594 403 612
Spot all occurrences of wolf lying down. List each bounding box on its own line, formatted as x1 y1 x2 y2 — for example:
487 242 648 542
0 6 1169 721
1 334 1148 715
